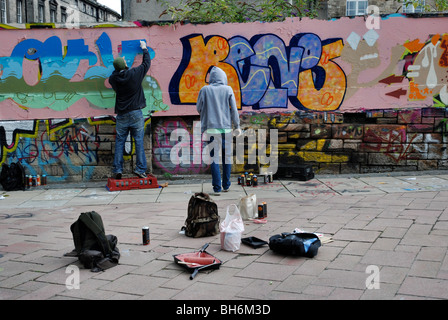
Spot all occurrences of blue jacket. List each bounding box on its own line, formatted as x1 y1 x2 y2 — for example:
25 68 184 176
196 66 240 133
109 48 151 115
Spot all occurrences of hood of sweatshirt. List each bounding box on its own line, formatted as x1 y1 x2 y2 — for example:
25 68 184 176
209 66 228 86
110 68 132 86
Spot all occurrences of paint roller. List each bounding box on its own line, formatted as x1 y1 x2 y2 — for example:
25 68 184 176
183 256 215 265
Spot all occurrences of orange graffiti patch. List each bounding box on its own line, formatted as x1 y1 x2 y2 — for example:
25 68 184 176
403 39 425 53
185 74 196 89
297 39 346 111
408 81 430 100
177 35 241 109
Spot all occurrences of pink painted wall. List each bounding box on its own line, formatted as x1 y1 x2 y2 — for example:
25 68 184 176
0 14 447 122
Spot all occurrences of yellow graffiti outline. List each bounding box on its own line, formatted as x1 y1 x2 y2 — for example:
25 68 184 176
0 120 40 165
46 119 74 141
241 69 269 90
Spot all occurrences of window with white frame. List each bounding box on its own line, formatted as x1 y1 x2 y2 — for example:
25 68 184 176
402 0 425 13
38 1 45 22
50 1 57 22
17 0 23 23
61 6 66 22
50 8 56 22
1 0 7 23
346 0 368 16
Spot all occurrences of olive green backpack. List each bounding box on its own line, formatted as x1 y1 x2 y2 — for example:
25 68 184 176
184 192 220 238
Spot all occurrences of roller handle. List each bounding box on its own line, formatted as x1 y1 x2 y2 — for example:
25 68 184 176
199 243 209 253
190 268 199 280
189 260 217 280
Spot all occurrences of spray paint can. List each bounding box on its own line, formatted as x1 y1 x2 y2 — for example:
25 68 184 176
262 201 267 217
253 175 258 187
142 226 150 245
240 174 246 186
28 175 32 188
268 172 273 183
42 175 47 186
36 175 41 186
246 173 253 186
258 204 264 219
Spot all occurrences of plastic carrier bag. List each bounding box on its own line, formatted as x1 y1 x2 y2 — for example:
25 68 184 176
238 193 257 220
219 204 245 252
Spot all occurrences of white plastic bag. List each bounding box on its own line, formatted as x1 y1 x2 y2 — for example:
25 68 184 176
220 204 245 252
238 194 257 220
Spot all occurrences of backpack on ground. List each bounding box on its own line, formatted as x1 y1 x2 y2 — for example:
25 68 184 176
269 232 321 258
65 211 120 272
184 192 220 238
0 162 26 191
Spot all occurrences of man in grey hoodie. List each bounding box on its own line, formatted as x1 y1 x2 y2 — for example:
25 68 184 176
197 66 241 194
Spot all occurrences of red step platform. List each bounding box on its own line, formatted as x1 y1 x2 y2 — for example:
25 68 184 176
106 174 159 192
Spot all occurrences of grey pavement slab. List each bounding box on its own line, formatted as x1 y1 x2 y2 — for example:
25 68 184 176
1 172 448 301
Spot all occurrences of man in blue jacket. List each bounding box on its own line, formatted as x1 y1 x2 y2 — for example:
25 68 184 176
109 40 151 179
197 66 241 194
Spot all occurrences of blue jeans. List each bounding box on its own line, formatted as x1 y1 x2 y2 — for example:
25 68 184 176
113 109 147 174
209 133 232 192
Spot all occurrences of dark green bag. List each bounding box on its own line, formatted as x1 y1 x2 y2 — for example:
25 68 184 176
185 192 220 238
0 162 26 191
66 211 120 272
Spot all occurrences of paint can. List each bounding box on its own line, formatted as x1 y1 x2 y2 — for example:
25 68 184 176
262 201 267 217
262 174 268 184
246 173 253 186
142 226 150 245
258 204 264 219
253 175 258 187
268 172 273 183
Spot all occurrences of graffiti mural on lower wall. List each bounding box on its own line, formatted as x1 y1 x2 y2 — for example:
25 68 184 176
1 116 152 183
0 14 448 182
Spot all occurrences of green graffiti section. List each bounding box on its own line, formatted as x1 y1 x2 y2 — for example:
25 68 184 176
0 32 167 115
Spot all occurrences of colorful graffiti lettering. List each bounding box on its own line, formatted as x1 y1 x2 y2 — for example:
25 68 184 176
0 32 166 115
152 118 209 175
169 33 347 111
360 125 416 163
377 33 448 107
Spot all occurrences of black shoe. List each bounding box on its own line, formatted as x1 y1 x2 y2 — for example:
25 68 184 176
114 173 122 179
134 171 147 178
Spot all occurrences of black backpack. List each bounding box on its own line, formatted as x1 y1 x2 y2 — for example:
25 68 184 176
0 162 26 191
269 232 321 258
184 192 220 238
65 211 120 272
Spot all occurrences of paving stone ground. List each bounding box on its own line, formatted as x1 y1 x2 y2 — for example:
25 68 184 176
1 172 448 302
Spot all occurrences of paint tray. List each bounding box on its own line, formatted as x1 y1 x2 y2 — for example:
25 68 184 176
173 243 222 279
241 236 268 249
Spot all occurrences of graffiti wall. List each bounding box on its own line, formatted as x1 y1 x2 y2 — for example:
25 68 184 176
1 14 448 182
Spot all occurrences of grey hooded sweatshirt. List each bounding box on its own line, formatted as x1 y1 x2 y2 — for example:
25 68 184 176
196 66 240 133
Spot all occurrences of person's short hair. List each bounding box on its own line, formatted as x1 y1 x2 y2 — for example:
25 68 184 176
113 57 127 71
